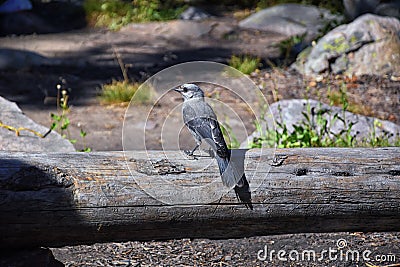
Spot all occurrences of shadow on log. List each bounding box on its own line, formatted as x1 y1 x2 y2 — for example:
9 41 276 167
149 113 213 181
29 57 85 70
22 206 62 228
0 148 399 249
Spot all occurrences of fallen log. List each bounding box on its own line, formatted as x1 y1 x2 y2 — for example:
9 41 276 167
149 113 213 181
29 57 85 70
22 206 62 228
0 148 399 249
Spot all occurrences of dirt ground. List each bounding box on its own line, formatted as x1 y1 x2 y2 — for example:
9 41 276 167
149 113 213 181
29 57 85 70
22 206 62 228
1 9 399 267
51 232 400 266
8 69 399 152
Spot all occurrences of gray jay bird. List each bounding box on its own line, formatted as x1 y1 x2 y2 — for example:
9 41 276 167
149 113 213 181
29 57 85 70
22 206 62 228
174 83 253 210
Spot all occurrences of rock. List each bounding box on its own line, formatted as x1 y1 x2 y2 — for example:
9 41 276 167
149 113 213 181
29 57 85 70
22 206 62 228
241 99 400 148
0 96 75 152
0 247 64 267
0 48 60 70
293 14 400 77
374 1 400 18
238 4 342 42
122 20 213 41
0 11 55 35
343 0 379 20
343 0 400 20
179 6 212 21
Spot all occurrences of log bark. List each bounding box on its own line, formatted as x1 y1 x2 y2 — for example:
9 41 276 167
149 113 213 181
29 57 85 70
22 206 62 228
0 148 399 249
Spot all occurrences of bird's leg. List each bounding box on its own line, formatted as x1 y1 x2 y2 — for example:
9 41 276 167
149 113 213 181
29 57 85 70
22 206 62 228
184 144 199 159
212 196 223 214
205 148 215 158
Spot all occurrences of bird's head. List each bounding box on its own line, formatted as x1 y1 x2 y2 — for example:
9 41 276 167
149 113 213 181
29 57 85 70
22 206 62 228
173 83 204 100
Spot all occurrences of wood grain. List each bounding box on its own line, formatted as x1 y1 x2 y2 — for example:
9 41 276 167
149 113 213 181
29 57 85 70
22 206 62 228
0 148 399 249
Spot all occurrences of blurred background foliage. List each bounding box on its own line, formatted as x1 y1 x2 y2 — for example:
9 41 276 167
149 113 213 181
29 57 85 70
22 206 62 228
81 0 344 30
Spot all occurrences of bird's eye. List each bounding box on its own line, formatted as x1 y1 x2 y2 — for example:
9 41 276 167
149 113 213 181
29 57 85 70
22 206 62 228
182 87 188 92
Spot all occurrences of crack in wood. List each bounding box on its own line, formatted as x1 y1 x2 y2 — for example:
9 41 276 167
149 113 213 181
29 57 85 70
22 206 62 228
271 154 288 166
388 170 400 176
294 168 308 176
332 171 354 176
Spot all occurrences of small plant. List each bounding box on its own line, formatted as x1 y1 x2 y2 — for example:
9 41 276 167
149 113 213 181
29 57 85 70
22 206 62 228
327 85 371 115
225 79 398 149
50 83 72 141
100 46 153 104
100 80 140 103
248 86 398 148
228 55 261 75
99 80 154 104
50 79 91 152
80 129 91 152
248 119 276 148
325 84 355 147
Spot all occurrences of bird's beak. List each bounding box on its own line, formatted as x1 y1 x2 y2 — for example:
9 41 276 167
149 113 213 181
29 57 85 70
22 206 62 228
173 86 182 93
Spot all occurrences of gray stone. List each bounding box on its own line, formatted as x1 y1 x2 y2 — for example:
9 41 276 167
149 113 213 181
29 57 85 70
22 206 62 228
179 6 212 21
238 4 342 42
0 12 56 35
0 96 75 152
375 1 400 18
0 247 64 267
343 0 380 20
293 14 400 76
343 0 400 20
242 99 400 148
122 20 213 41
0 48 60 70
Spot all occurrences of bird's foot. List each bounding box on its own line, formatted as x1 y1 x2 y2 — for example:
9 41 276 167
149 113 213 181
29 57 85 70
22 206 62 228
184 150 198 160
205 148 215 158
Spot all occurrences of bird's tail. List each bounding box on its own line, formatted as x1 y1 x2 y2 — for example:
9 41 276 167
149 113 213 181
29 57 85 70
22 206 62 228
215 155 253 210
234 174 253 210
215 155 238 188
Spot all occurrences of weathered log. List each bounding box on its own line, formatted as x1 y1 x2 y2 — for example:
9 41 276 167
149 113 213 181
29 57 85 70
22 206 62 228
0 148 399 249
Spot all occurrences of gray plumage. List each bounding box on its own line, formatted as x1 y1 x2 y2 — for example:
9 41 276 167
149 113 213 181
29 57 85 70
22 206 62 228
174 83 253 210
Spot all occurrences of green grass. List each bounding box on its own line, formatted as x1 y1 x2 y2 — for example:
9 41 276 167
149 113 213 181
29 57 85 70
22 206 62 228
99 80 152 104
228 55 261 75
83 0 186 30
248 84 399 148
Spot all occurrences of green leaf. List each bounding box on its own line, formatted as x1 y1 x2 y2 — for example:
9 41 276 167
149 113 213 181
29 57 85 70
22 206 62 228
61 118 70 130
51 113 61 121
82 147 92 152
80 129 87 138
50 122 58 130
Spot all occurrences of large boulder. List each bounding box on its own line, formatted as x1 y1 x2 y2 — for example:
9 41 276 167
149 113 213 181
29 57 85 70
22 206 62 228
343 0 400 20
293 14 400 77
0 96 75 152
242 99 400 147
238 4 342 43
179 6 212 21
0 48 57 70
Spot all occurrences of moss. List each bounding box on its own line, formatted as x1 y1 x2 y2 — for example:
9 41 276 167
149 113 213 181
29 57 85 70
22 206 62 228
322 36 349 53
349 35 358 44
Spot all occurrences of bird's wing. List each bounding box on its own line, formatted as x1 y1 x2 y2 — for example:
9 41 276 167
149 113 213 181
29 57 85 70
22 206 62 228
183 105 229 158
209 118 229 158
